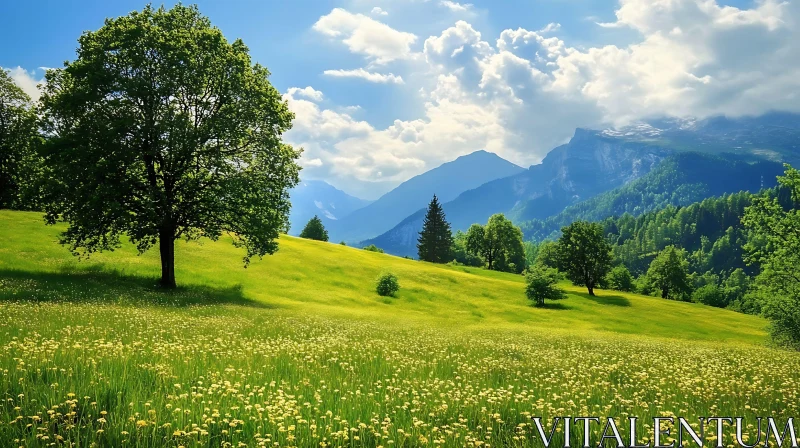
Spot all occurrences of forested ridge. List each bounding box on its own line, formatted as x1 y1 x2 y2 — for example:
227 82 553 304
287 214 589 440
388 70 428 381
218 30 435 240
520 152 784 241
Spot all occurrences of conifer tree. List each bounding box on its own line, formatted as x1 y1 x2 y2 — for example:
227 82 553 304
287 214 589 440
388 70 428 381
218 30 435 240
299 215 329 242
417 195 453 263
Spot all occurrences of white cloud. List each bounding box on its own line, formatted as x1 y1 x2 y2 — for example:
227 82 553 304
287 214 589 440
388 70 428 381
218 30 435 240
313 8 418 64
295 0 800 192
538 22 561 33
3 66 43 101
286 86 324 102
303 158 324 167
323 68 404 84
370 7 388 17
440 1 473 12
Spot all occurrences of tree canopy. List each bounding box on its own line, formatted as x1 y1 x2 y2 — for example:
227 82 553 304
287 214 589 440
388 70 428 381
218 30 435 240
299 215 329 242
465 213 525 273
742 165 800 349
606 265 634 292
0 69 40 210
38 5 300 288
417 194 453 263
645 246 691 300
556 221 612 296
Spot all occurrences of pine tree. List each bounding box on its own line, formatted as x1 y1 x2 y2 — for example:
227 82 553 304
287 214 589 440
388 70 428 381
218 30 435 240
417 195 453 263
299 215 329 242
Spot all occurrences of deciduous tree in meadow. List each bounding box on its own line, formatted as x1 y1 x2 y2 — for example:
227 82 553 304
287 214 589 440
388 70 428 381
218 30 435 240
646 245 691 300
465 214 525 273
606 265 635 292
417 194 453 263
556 221 612 296
38 5 300 288
299 215 329 242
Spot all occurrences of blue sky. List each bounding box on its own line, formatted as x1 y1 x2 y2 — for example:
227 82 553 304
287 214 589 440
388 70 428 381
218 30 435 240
2 0 794 199
0 0 637 128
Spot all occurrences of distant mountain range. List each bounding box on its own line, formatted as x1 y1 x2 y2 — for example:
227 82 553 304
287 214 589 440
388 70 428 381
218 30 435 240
363 112 800 257
325 150 524 243
288 180 372 235
602 112 800 165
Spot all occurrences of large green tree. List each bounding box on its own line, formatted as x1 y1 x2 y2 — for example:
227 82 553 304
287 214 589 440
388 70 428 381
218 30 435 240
38 5 300 288
299 215 329 242
556 221 612 296
417 194 453 263
743 165 800 349
0 69 40 209
646 246 691 300
465 214 525 273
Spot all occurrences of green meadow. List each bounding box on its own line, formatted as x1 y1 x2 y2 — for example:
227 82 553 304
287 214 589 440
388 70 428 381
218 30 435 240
1 209 798 447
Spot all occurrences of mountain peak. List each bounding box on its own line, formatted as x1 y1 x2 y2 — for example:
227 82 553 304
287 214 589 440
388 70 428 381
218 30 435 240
327 150 525 242
449 150 517 166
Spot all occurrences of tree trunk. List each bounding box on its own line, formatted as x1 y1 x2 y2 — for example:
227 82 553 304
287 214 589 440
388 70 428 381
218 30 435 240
587 285 595 296
661 288 669 299
159 226 176 289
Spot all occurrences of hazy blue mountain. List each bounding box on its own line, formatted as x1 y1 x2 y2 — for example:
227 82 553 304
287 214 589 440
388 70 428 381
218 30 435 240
288 180 371 236
327 150 525 243
363 130 670 256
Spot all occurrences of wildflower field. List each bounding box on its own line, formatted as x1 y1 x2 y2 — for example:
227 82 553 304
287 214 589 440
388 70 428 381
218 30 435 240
1 210 799 447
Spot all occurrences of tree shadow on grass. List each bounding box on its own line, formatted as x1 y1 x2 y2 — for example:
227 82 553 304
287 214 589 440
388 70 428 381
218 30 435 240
0 267 272 308
574 291 631 307
533 301 573 310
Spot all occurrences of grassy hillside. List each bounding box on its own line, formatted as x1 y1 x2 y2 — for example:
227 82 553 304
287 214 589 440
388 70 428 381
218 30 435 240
1 210 798 447
1 211 765 342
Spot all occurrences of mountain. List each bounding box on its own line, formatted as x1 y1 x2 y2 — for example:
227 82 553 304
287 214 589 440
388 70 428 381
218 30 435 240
602 112 800 164
288 180 371 235
519 152 785 241
365 113 800 257
364 130 672 256
326 150 525 243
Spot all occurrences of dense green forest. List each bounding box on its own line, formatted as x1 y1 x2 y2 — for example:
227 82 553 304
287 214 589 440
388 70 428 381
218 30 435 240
525 186 795 314
520 152 783 241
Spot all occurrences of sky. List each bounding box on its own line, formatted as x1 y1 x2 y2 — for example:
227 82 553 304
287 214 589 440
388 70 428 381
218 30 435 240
2 0 797 199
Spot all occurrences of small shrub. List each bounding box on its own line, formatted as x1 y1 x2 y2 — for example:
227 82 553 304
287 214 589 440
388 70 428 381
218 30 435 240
692 284 726 308
339 241 347 246
525 265 566 307
606 265 635 292
376 272 399 297
363 244 384 253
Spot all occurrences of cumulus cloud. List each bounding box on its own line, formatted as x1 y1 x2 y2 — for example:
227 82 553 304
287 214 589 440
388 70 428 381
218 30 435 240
3 66 44 101
281 0 800 196
370 7 388 16
323 68 404 84
303 158 324 167
312 8 418 64
440 1 473 12
538 22 561 33
286 86 323 102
